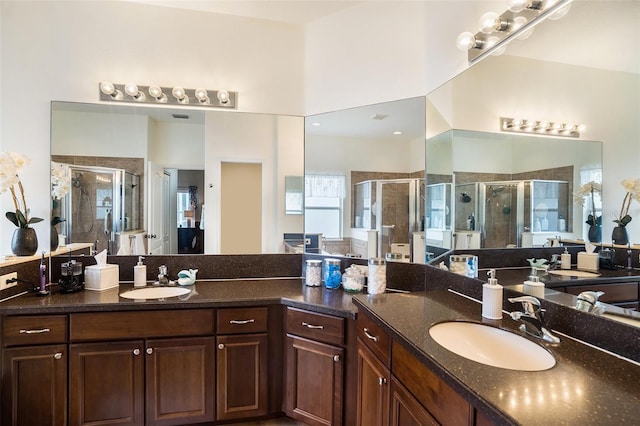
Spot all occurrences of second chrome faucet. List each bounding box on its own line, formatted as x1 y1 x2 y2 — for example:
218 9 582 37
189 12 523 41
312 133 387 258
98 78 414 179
508 296 560 344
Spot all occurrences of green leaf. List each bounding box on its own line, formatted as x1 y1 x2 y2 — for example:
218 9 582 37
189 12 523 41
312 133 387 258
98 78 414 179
15 210 27 227
51 216 65 226
5 212 19 227
27 217 44 225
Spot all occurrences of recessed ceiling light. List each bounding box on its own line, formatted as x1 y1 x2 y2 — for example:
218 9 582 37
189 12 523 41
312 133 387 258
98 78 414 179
393 131 403 135
311 122 321 126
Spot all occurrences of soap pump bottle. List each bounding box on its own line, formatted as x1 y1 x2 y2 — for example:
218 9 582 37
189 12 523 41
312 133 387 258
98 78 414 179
134 256 146 287
37 252 50 296
561 248 571 270
482 269 503 320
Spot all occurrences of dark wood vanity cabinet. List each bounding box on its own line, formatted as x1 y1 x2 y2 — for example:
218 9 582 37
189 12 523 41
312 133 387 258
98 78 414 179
215 307 269 421
356 311 495 426
284 307 348 426
1 315 68 426
68 309 216 426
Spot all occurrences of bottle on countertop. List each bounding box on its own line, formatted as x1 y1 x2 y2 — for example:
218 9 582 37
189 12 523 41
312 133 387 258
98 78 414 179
482 269 503 319
37 252 50 296
561 248 571 270
134 256 147 287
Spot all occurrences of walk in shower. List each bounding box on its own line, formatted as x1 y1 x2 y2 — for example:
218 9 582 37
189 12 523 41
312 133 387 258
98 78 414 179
353 178 424 259
455 179 570 248
54 164 141 254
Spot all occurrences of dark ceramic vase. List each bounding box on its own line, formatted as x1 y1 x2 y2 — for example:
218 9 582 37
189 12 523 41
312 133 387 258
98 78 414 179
11 227 38 256
611 225 629 245
587 224 601 243
50 225 59 252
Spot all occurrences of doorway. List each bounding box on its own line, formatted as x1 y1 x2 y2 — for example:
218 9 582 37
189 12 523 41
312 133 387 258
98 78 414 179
221 162 262 254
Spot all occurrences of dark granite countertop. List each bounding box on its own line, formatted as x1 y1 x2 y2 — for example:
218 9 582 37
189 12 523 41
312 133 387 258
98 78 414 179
0 279 358 319
482 266 640 289
353 290 640 426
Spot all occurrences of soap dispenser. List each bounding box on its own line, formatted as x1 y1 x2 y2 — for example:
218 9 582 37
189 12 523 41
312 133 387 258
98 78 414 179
561 248 571 270
523 268 545 298
134 256 146 287
482 269 503 320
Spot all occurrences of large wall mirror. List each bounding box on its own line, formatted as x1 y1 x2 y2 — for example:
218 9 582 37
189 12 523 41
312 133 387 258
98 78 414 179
51 102 304 256
304 97 426 262
426 0 637 252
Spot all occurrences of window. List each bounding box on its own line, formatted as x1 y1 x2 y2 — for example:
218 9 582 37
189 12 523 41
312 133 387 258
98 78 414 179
304 174 345 239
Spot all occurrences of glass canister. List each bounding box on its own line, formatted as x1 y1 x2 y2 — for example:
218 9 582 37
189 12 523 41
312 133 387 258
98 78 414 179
449 254 477 278
323 258 342 289
341 265 365 292
367 257 386 294
304 259 322 287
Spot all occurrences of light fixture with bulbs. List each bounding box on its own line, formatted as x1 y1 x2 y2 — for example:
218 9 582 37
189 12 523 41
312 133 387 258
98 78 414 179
99 82 237 108
456 0 573 63
500 116 585 138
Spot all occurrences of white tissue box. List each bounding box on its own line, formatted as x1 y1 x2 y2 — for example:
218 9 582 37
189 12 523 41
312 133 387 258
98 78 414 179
84 264 120 291
577 252 599 272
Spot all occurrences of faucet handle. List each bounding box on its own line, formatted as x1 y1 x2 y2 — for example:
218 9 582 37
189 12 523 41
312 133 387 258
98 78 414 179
508 296 541 315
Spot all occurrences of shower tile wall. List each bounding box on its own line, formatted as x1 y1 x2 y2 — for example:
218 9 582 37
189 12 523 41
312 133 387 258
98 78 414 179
52 155 145 253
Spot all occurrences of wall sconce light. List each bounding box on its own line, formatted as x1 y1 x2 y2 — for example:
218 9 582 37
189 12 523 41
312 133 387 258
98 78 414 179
500 117 585 138
99 82 237 108
456 0 573 63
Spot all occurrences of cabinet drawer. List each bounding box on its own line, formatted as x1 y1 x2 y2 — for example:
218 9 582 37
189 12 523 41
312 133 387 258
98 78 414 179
70 309 214 341
566 282 638 303
357 312 391 366
2 315 68 347
217 307 268 334
286 307 344 346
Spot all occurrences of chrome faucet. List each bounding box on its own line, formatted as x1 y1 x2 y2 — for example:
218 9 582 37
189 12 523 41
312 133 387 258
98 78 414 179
548 253 562 270
575 291 605 314
508 296 560 343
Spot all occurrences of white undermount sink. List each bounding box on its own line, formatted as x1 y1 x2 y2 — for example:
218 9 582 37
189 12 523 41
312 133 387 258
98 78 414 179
547 269 601 278
119 287 191 300
429 321 556 371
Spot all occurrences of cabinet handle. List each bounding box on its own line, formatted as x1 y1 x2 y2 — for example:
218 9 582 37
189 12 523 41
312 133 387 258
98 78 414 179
333 355 340 362
53 352 63 360
133 349 140 356
378 377 387 386
230 319 255 325
146 348 153 355
363 328 378 342
218 344 225 350
302 322 324 330
19 328 50 334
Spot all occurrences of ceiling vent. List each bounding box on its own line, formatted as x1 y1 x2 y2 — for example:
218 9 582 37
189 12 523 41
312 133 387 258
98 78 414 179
371 114 389 121
172 114 190 120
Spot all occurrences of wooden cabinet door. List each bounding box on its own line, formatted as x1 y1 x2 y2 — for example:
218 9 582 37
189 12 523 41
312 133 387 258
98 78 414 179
69 341 144 426
145 336 215 426
2 345 67 426
356 341 390 426
285 334 344 426
216 333 268 421
390 377 438 426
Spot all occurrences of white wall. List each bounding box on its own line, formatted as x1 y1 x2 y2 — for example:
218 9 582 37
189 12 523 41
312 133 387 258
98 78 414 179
0 0 304 254
204 112 303 254
148 120 205 169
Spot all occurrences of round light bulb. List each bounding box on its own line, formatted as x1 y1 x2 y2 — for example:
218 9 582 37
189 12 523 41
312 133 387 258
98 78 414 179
124 83 139 97
217 89 230 104
538 121 550 131
456 32 478 51
100 81 115 95
507 0 528 13
479 12 499 34
172 87 187 102
194 88 209 103
525 120 536 129
512 118 523 127
564 123 576 131
577 124 587 132
552 122 563 130
148 85 162 98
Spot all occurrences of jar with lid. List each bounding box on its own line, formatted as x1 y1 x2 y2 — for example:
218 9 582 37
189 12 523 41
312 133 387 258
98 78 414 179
367 257 386 294
449 254 477 278
304 259 322 287
341 265 365 292
323 258 342 289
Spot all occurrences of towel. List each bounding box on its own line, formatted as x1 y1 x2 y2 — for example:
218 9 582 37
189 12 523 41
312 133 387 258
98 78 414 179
116 234 131 255
132 233 146 255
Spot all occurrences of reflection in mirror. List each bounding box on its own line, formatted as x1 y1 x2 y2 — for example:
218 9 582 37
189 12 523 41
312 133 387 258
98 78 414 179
304 97 426 262
51 101 304 255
